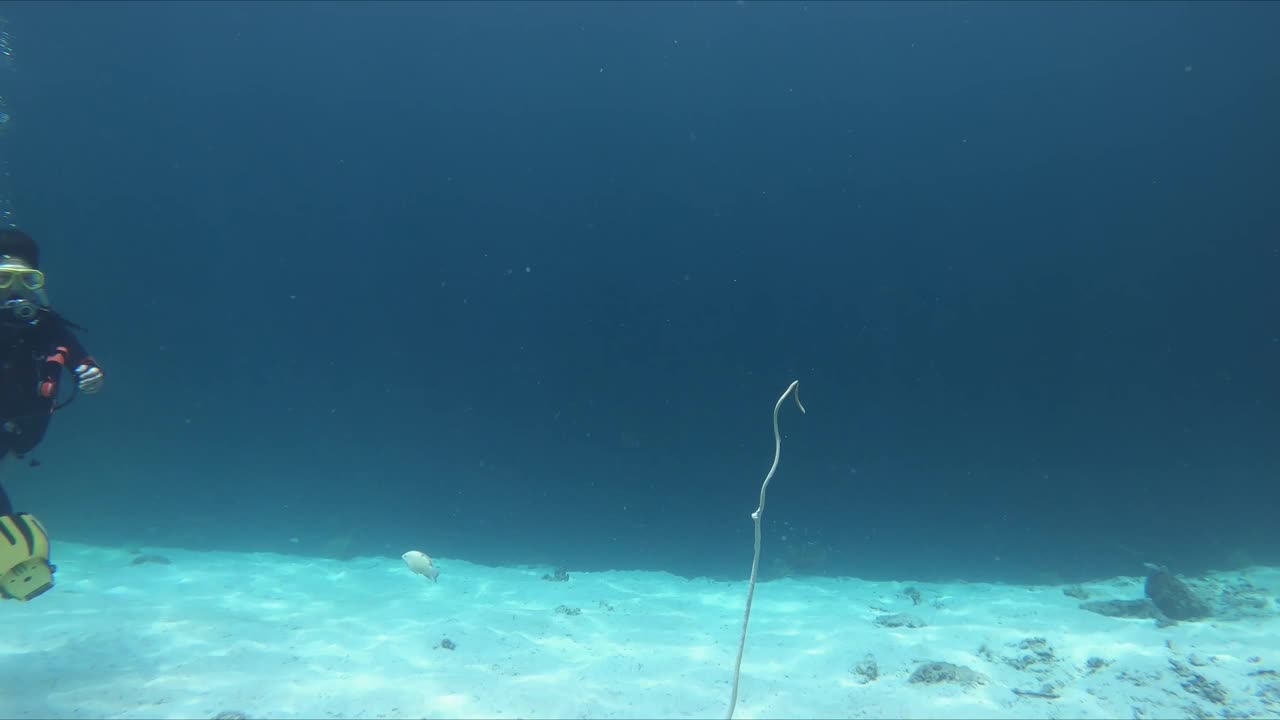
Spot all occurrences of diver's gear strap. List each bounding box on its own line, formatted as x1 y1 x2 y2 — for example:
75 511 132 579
38 345 70 400
0 512 54 601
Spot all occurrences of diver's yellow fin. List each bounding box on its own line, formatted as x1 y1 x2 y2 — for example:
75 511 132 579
0 513 54 601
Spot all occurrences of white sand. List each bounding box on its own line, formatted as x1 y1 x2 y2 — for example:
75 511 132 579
1 543 1277 719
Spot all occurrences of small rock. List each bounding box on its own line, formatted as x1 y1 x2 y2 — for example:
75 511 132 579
542 567 570 582
1169 659 1228 705
439 638 456 650
851 654 879 683
131 554 171 566
555 604 581 616
1085 656 1110 673
1080 599 1159 619
909 661 985 686
1011 685 1060 700
1063 585 1089 599
1145 570 1211 621
873 612 926 629
1007 637 1056 671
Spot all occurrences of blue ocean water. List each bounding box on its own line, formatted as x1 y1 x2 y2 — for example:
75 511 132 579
0 0 1276 589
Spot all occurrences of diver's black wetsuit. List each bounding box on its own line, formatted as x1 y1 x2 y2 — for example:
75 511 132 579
0 310 97 516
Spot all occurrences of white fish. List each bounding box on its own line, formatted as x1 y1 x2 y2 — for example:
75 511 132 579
402 550 440 583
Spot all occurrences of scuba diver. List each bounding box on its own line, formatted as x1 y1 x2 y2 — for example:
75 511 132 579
0 228 104 602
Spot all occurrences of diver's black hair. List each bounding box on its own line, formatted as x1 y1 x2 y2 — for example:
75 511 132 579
0 228 39 269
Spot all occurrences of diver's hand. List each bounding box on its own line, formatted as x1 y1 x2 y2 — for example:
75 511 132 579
74 365 104 394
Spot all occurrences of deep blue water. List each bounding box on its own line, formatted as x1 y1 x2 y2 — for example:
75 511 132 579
0 0 1276 584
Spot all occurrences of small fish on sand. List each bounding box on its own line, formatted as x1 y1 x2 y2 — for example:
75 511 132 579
402 550 440 582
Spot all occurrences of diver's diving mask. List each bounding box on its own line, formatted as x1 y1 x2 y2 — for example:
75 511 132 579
0 266 44 291
0 256 49 322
